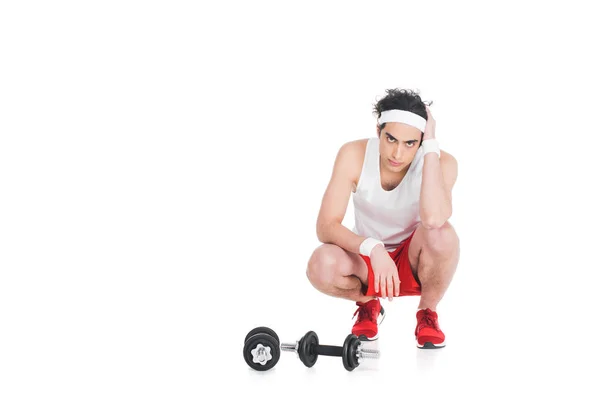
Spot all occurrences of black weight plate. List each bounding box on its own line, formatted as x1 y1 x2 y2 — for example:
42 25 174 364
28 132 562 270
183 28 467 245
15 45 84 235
342 334 360 371
298 331 319 368
243 333 281 371
244 327 279 345
349 336 361 370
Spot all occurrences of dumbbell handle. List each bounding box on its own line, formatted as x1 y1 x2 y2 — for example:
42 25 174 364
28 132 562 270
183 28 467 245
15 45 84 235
281 342 379 359
316 344 343 357
281 342 341 356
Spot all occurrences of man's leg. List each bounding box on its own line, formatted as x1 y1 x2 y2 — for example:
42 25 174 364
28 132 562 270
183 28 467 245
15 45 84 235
307 243 385 340
408 221 460 310
306 244 375 304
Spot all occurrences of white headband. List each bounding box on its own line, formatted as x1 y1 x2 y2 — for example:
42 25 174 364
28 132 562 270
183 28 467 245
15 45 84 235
377 110 426 132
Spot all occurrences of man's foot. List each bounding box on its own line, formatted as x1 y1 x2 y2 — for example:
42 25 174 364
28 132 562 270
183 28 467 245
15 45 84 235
352 298 385 341
415 308 446 349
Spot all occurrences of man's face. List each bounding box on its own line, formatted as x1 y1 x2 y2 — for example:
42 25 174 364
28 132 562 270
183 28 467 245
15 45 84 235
377 122 422 173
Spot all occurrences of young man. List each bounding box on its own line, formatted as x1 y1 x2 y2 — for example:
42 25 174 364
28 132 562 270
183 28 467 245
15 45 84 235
306 89 460 349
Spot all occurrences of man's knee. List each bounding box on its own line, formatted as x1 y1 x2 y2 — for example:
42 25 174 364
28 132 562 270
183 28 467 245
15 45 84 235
306 244 347 288
422 221 460 257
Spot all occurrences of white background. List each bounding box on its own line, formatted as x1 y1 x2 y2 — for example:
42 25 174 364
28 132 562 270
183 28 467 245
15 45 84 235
1 1 599 399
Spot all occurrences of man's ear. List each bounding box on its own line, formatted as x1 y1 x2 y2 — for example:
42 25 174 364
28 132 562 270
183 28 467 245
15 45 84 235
376 124 381 137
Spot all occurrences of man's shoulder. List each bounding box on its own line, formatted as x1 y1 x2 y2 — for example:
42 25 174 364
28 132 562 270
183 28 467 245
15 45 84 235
439 150 458 188
333 139 370 185
440 149 456 161
440 150 457 168
338 138 369 159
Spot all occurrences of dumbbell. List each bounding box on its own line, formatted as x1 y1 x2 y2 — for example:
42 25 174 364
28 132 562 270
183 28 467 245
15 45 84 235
280 330 380 371
243 327 380 371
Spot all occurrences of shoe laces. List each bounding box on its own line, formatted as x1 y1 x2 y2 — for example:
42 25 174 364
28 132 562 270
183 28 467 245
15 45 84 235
353 302 377 323
417 309 440 331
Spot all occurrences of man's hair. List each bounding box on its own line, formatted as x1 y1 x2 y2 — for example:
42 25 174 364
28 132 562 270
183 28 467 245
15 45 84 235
372 89 432 138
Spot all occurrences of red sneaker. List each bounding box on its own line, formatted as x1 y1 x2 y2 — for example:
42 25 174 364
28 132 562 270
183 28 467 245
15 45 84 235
351 298 385 340
415 308 446 348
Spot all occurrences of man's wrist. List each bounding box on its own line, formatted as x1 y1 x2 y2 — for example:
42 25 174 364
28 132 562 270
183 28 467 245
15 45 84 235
370 243 385 256
422 138 440 157
359 237 384 257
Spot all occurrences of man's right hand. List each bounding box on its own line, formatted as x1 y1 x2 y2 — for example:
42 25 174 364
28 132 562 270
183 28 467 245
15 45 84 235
369 245 400 301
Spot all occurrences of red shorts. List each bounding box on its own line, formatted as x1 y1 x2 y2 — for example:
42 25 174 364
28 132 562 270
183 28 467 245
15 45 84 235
360 230 421 297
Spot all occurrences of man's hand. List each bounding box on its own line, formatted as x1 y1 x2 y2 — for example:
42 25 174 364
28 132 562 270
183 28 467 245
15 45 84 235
423 105 436 140
370 245 400 301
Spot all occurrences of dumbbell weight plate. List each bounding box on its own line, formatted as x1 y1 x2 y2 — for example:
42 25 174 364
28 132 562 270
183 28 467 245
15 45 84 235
244 327 280 345
243 333 281 371
298 331 319 368
342 334 361 371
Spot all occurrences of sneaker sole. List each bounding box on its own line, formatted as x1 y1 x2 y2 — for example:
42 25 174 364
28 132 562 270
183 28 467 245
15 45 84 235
356 306 386 341
416 340 445 349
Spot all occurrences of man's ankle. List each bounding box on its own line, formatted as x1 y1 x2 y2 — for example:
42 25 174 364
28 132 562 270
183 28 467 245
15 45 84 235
357 296 378 305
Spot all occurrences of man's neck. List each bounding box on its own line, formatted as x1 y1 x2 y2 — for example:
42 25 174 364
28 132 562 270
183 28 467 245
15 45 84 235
379 158 410 191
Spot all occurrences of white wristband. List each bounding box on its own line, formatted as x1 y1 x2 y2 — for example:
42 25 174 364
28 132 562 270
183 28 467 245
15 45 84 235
359 237 384 257
422 139 440 158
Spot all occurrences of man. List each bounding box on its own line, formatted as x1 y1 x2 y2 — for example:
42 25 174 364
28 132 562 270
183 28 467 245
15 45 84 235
306 88 460 348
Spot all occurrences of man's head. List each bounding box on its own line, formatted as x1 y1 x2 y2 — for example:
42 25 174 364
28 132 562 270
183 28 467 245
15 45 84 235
373 88 431 173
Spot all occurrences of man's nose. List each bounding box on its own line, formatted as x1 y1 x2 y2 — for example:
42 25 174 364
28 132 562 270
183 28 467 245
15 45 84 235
394 145 403 160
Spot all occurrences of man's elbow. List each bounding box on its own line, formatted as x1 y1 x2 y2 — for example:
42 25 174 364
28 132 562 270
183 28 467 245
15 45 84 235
422 219 446 230
421 209 452 229
317 218 341 243
316 220 332 243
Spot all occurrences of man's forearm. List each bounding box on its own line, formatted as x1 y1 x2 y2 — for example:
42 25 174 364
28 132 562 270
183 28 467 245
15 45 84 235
420 153 451 228
317 222 366 254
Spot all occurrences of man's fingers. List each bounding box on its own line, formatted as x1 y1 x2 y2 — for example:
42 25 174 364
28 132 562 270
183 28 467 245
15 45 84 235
374 273 380 293
393 271 401 297
379 275 386 298
387 277 394 301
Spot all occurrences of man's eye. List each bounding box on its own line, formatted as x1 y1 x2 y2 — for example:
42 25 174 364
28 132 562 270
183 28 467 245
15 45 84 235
407 142 415 147
387 136 396 143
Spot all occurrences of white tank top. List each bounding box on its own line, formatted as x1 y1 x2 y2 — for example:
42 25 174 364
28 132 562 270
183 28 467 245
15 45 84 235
351 137 424 251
